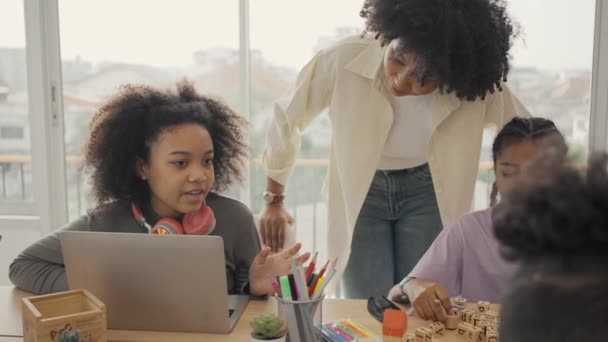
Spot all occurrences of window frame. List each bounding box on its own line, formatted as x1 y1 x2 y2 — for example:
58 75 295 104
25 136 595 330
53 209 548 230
0 0 68 232
590 0 608 152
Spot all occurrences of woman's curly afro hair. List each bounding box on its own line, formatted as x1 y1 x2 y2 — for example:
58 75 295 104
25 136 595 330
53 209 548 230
83 80 248 206
360 0 518 101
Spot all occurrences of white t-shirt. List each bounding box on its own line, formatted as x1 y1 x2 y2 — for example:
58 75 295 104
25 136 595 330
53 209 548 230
378 90 437 170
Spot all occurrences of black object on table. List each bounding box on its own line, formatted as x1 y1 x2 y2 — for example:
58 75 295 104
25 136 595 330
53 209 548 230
367 295 401 322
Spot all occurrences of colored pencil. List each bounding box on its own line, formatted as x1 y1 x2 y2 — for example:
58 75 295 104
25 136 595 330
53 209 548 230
308 260 329 296
305 251 318 282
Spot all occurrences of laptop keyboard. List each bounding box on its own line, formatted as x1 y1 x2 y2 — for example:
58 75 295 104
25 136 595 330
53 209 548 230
229 309 235 317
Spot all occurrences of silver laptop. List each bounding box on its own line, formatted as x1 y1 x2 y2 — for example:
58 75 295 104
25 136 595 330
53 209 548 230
60 231 249 333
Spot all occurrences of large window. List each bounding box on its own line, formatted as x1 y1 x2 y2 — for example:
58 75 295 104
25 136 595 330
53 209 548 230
55 0 598 236
0 1 603 288
473 0 596 209
0 0 32 204
58 0 240 220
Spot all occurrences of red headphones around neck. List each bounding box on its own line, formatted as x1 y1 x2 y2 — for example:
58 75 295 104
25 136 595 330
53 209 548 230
131 202 216 235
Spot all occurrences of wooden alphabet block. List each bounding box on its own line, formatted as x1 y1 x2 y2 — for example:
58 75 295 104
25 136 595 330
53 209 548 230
446 314 459 330
476 301 491 313
452 296 468 307
478 314 494 323
460 309 475 323
456 322 485 341
457 322 474 337
485 310 499 319
476 320 492 334
405 333 415 342
485 328 498 342
471 314 483 326
466 326 483 341
427 322 444 336
415 327 433 342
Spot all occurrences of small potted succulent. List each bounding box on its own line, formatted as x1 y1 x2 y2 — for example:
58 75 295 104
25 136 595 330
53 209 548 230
250 313 288 342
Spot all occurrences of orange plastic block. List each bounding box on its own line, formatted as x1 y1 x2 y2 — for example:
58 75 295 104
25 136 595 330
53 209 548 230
382 309 408 337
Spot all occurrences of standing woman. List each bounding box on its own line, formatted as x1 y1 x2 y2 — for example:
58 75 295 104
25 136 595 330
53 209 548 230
260 0 528 299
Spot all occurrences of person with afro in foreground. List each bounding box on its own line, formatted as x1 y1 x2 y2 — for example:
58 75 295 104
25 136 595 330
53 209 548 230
495 150 608 341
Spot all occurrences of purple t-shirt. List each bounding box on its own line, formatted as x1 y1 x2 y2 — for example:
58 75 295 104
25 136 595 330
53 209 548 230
408 208 516 303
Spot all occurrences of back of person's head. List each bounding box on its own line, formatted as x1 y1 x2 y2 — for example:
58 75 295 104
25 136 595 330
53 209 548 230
360 0 518 100
489 117 566 205
83 80 248 207
494 153 608 342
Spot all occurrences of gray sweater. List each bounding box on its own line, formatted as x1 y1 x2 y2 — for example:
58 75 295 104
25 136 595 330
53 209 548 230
9 193 261 295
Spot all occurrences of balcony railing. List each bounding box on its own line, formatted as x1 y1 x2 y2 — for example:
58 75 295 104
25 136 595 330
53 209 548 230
0 154 497 260
0 155 29 200
0 154 496 202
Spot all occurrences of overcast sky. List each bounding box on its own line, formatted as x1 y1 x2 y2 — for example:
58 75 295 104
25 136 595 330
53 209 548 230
0 0 597 71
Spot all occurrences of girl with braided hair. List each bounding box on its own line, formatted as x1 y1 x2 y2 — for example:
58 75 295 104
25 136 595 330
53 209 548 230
387 117 565 323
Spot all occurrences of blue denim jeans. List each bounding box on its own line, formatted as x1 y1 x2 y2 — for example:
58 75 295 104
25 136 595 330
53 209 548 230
341 163 443 299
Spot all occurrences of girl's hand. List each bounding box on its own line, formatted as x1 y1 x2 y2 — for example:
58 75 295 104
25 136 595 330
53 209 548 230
401 278 453 323
249 243 310 295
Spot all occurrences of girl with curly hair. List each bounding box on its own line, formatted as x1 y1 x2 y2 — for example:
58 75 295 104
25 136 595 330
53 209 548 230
495 152 608 342
9 81 309 296
387 117 565 322
260 0 529 298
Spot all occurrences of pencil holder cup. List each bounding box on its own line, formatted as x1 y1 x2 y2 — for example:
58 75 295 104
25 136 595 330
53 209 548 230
276 295 324 342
